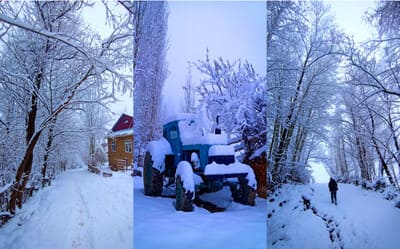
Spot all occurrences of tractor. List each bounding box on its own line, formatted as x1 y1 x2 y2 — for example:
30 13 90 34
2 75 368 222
143 114 257 211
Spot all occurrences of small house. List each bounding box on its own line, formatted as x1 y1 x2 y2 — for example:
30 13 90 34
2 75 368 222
107 114 133 171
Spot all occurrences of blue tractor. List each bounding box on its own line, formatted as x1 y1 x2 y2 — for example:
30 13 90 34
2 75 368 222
143 114 257 211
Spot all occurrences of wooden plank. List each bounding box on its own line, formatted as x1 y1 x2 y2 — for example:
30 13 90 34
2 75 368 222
102 172 113 177
88 165 100 174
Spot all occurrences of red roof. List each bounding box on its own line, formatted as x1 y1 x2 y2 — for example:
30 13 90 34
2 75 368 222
111 114 133 132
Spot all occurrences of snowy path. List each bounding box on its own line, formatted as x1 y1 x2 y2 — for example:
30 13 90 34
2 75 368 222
0 169 133 249
133 176 267 249
268 183 400 249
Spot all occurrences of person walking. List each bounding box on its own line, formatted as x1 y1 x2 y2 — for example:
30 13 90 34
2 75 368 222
328 177 338 205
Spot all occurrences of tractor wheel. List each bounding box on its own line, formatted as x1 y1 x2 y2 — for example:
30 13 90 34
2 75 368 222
143 152 163 196
175 175 194 211
175 161 195 211
231 177 256 206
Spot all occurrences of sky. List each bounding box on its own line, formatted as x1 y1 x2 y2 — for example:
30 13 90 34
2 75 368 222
163 1 266 116
329 0 376 43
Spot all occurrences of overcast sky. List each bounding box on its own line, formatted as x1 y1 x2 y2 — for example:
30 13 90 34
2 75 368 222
163 1 266 116
330 0 376 43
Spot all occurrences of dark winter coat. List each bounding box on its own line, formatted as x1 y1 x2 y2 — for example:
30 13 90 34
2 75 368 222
329 178 338 192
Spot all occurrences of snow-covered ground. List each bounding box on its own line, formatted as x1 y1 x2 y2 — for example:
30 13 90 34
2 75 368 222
0 168 133 249
133 175 267 249
268 183 400 249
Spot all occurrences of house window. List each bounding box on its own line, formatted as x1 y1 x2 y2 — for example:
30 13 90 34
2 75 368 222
111 140 116 152
125 140 132 153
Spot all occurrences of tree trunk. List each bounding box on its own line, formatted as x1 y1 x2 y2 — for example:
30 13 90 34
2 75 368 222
368 110 394 185
9 66 44 214
42 124 55 187
9 129 43 214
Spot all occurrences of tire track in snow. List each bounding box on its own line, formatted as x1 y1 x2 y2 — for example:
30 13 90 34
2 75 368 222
302 195 344 249
72 179 95 249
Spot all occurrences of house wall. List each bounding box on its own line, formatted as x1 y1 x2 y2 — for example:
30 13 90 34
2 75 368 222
107 134 133 171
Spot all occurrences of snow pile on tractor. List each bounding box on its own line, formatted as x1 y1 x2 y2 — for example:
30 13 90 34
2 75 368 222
145 137 172 172
143 114 257 211
178 119 228 145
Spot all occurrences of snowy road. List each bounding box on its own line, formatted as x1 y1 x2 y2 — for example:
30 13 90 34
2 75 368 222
133 176 267 249
268 183 400 249
0 168 133 249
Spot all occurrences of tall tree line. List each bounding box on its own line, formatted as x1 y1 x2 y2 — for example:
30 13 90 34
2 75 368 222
268 1 400 191
328 2 400 190
267 1 345 187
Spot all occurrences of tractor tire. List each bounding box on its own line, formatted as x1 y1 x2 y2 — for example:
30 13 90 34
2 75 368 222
175 175 194 211
143 152 163 196
231 177 256 206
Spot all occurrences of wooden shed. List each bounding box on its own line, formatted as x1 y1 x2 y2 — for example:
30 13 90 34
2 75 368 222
107 114 133 171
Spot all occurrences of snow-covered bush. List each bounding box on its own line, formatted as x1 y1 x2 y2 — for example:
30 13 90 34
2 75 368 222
372 177 387 191
194 52 266 163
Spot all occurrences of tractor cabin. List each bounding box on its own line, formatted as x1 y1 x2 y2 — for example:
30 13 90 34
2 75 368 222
107 114 133 171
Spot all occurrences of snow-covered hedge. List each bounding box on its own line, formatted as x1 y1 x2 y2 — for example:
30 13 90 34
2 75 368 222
145 137 172 172
337 176 400 209
208 145 234 156
204 162 257 189
175 161 195 198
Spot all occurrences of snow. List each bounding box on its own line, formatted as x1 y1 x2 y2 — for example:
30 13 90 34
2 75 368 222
250 145 266 160
209 145 235 156
108 128 133 137
0 13 91 59
268 183 400 249
133 176 266 249
0 183 12 193
163 112 196 125
193 173 203 186
178 119 227 145
191 152 200 170
204 162 257 189
145 137 172 172
191 152 199 162
0 168 133 249
175 161 195 197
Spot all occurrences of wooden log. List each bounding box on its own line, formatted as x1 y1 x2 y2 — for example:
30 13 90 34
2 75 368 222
102 172 113 177
88 165 100 174
244 153 267 199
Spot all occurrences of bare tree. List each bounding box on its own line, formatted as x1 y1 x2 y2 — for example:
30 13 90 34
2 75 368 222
0 1 132 214
194 52 266 162
181 63 196 113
